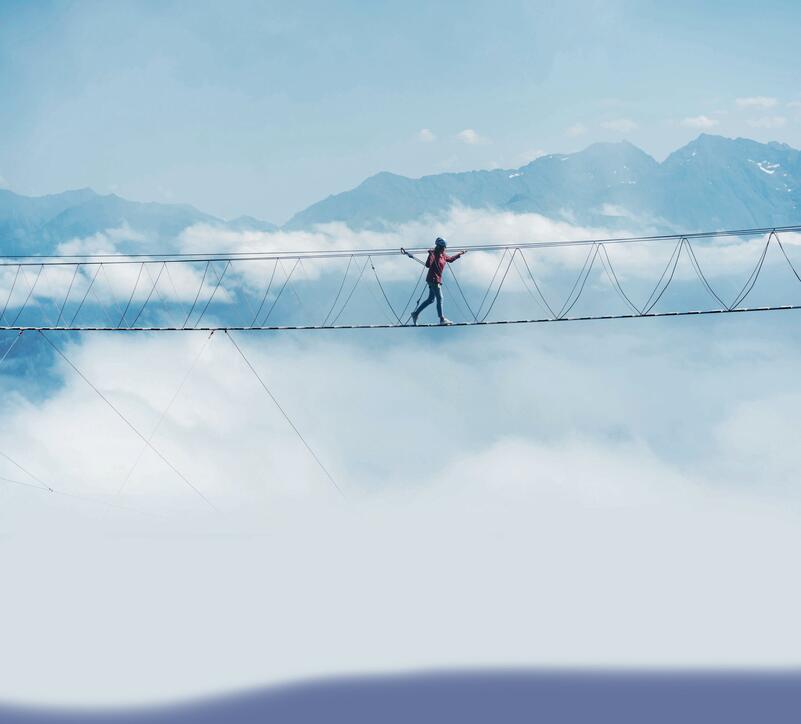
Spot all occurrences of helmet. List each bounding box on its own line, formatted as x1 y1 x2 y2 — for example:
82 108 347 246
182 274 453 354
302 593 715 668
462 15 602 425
435 237 447 248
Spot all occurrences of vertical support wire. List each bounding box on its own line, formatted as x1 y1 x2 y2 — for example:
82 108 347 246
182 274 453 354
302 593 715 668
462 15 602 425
118 262 146 328
330 257 369 327
475 248 508 320
641 236 684 314
517 249 557 319
194 261 231 328
0 265 21 324
182 261 210 329
130 262 167 328
69 264 103 327
774 230 801 283
322 255 354 327
729 231 773 309
558 243 599 319
251 259 279 328
598 244 642 315
369 256 402 325
55 264 81 328
683 238 730 309
11 264 44 326
445 264 478 322
261 258 300 326
479 248 518 322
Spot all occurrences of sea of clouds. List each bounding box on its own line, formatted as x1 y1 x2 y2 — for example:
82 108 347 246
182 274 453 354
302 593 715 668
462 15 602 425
2 210 801 706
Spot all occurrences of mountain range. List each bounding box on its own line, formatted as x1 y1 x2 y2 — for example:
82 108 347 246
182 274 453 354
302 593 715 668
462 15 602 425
285 134 801 232
1 134 799 254
0 189 277 255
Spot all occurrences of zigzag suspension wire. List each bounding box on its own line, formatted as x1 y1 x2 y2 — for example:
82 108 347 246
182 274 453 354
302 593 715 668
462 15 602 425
1 225 800 331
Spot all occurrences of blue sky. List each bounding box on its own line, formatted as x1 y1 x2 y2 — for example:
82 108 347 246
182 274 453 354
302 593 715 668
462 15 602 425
1 0 800 222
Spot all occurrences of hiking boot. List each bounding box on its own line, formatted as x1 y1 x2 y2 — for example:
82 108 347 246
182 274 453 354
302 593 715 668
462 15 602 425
439 317 453 325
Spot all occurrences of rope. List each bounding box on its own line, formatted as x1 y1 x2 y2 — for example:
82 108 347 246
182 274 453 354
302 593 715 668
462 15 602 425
11 264 43 326
0 330 23 365
322 255 354 326
516 250 557 318
0 265 21 322
446 264 477 321
117 331 216 495
480 249 517 322
55 263 81 327
224 331 343 496
251 259 279 328
730 232 773 309
162 260 182 300
475 249 508 319
141 261 175 317
89 277 117 327
330 257 370 326
598 244 642 315
2 303 801 332
400 266 426 321
683 238 730 309
38 331 218 512
558 244 599 319
130 261 166 328
0 330 52 493
228 262 260 327
369 257 402 324
0 473 50 491
182 260 210 328
0 450 53 491
774 231 801 283
642 237 684 314
118 262 145 327
261 258 299 325
99 263 126 320
6 224 801 265
0 471 168 518
68 263 103 327
0 329 185 518
194 260 230 328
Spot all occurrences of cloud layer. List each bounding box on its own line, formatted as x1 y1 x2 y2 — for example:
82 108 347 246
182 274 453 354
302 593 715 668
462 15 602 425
3 214 801 706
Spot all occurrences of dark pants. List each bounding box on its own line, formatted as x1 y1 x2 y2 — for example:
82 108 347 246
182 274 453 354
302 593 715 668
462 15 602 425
413 282 444 319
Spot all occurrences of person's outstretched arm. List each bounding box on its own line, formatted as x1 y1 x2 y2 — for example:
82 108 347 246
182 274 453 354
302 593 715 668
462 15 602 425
446 250 467 262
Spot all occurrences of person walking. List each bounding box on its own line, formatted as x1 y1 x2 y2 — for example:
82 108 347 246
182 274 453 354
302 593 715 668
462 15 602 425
408 237 466 325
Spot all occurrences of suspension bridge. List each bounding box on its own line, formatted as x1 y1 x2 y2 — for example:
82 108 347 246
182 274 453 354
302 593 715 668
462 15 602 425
2 224 801 515
1 225 801 333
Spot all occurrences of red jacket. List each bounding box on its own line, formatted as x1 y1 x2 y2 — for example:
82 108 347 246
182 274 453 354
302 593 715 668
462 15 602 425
426 249 461 284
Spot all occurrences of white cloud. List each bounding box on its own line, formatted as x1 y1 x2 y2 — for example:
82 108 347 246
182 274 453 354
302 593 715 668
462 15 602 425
599 203 628 217
3 212 801 708
56 224 147 255
565 122 588 137
601 118 638 133
4 308 801 705
456 128 487 145
787 100 801 109
680 115 719 129
747 115 787 129
417 128 436 143
516 148 545 165
736 96 778 109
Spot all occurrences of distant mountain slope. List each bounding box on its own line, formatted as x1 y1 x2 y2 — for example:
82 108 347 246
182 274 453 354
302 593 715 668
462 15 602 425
2 134 798 255
286 135 801 232
0 189 276 255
